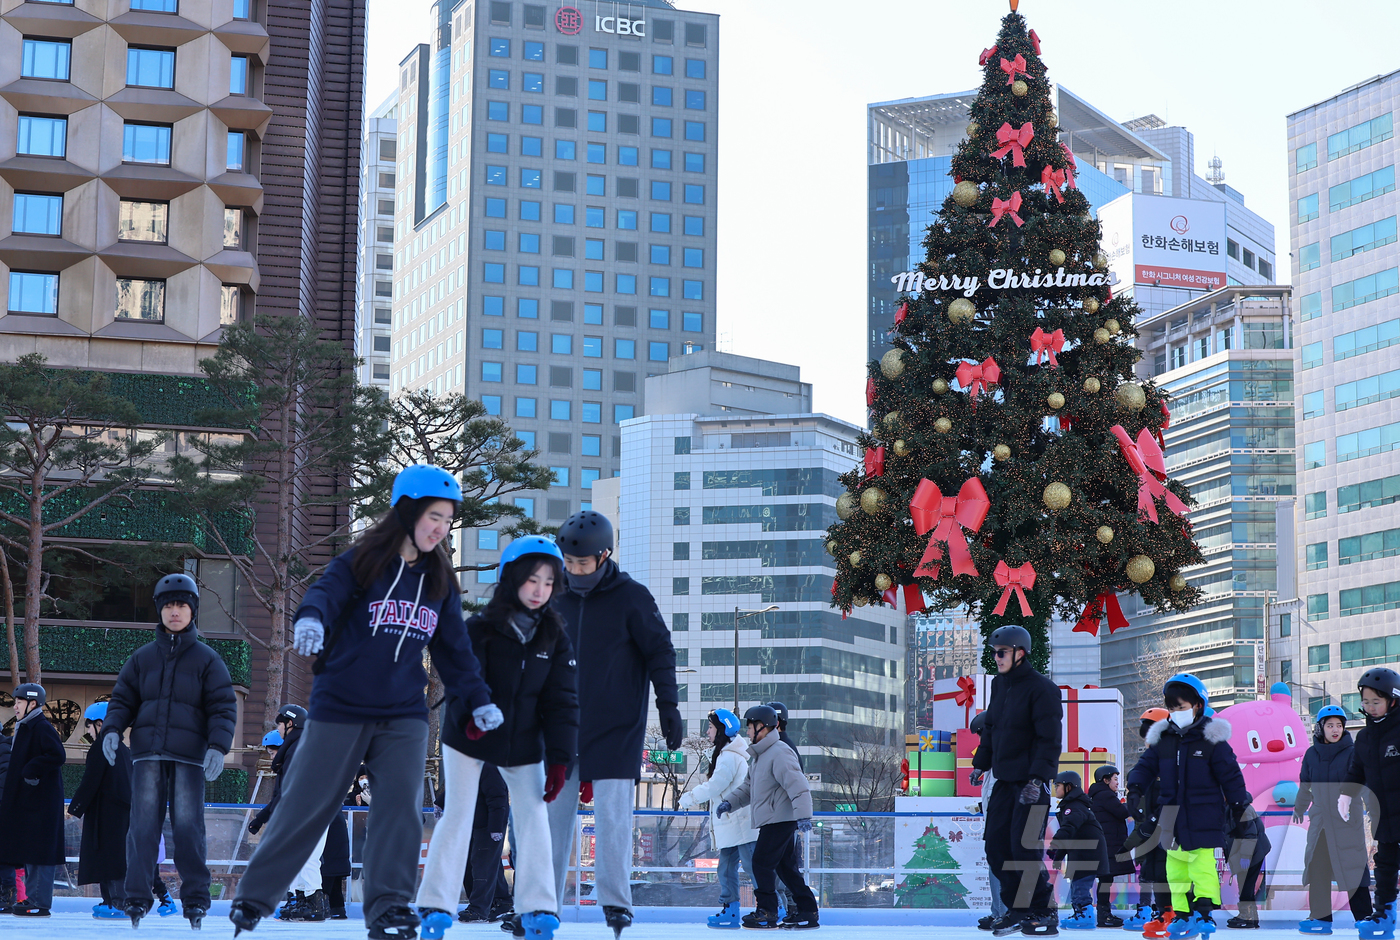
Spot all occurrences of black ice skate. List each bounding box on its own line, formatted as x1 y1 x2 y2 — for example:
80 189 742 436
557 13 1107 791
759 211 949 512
185 906 207 930
229 901 262 937
778 909 819 929
741 909 781 930
604 906 633 938
992 913 1027 937
125 900 152 928
499 913 525 937
1021 910 1059 936
369 904 422 940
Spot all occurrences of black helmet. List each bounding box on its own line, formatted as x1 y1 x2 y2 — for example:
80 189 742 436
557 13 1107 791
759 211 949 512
153 572 198 602
1359 667 1400 701
1094 764 1119 783
969 710 988 736
556 510 614 557
275 704 309 726
988 624 1032 651
743 705 779 729
1054 770 1082 789
14 682 45 708
766 701 789 729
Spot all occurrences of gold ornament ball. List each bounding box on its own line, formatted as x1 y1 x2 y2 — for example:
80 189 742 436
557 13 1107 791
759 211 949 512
874 573 893 592
952 181 980 208
1170 574 1188 592
934 417 953 434
1115 382 1147 411
993 444 1011 462
1084 297 1101 315
1106 318 1122 335
1096 525 1114 544
1012 79 1028 97
931 377 950 395
1047 391 1066 410
1094 328 1111 344
893 439 911 457
1046 110 1059 129
880 348 907 379
860 487 887 515
882 410 901 431
836 492 858 520
848 550 863 567
853 595 869 608
966 122 980 138
1083 377 1102 394
948 298 976 324
1093 252 1109 271
825 539 838 556
1043 482 1072 510
1048 248 1067 267
1126 555 1156 584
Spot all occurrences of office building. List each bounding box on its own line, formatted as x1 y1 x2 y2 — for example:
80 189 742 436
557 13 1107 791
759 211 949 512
0 0 366 746
618 353 905 800
868 89 1277 360
358 95 398 389
390 0 719 588
1286 70 1400 718
1102 286 1294 715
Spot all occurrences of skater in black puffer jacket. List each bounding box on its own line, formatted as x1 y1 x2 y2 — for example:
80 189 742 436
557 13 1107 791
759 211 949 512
1049 771 1109 928
1087 766 1132 927
1296 705 1372 929
1342 668 1400 937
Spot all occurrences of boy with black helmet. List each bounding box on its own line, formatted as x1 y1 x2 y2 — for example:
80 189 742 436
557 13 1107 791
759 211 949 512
1048 771 1108 930
0 683 65 917
546 510 680 938
766 701 802 769
716 705 819 929
1086 764 1131 927
100 574 238 928
1343 667 1400 939
972 624 1062 937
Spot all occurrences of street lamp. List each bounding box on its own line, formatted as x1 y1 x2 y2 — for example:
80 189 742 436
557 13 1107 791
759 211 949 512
734 605 779 713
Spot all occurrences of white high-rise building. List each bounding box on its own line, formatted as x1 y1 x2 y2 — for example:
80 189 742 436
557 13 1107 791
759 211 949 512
358 95 398 389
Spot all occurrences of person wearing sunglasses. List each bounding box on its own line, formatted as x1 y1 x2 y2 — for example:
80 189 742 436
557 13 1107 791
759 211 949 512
971 625 1062 937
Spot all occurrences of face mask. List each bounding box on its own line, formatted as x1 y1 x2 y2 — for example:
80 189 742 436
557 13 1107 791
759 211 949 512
567 562 607 594
1169 709 1195 729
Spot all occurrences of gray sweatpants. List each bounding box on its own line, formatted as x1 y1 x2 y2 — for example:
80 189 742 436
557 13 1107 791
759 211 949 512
545 769 635 912
233 718 429 926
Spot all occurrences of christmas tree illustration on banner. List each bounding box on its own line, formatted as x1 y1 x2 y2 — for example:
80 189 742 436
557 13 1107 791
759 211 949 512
895 823 971 909
827 6 1204 671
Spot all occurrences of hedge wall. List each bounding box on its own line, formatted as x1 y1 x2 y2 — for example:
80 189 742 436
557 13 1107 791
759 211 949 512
101 372 252 430
41 625 251 688
62 763 249 802
0 488 252 556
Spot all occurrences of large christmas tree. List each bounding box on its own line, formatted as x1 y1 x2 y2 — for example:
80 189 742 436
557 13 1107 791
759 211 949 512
828 7 1204 670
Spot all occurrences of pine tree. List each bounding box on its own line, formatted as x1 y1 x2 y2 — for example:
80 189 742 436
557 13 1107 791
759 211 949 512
894 823 970 909
828 9 1204 669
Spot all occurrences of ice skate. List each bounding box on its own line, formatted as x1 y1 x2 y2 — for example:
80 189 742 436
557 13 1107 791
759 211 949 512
499 913 525 938
420 908 453 940
1099 906 1125 929
302 889 329 922
458 907 490 924
1020 910 1059 936
1123 906 1154 930
1062 906 1095 930
992 913 1027 937
229 900 262 937
777 909 819 930
124 901 151 928
519 912 559 940
157 891 179 916
604 905 633 938
709 902 741 929
1298 921 1333 935
1144 911 1178 939
741 909 780 930
94 903 127 919
1360 905 1397 940
185 906 207 930
369 904 422 940
978 916 996 931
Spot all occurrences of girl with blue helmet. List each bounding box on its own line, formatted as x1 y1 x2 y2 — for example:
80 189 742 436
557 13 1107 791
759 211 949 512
678 709 759 929
417 534 578 940
231 465 495 940
1296 705 1372 933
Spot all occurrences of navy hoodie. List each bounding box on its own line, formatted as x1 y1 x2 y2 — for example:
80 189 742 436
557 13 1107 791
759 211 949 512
297 547 491 724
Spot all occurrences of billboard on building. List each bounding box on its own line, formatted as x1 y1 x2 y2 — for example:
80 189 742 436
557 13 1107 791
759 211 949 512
1099 194 1227 292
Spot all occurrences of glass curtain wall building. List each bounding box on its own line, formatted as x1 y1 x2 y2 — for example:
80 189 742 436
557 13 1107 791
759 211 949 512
358 95 398 390
391 0 719 589
1286 70 1400 719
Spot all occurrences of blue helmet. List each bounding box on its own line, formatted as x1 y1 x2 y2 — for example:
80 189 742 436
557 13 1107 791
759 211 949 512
499 535 565 575
391 464 463 506
710 708 742 738
1316 704 1348 723
84 702 108 722
1164 672 1209 708
261 730 283 747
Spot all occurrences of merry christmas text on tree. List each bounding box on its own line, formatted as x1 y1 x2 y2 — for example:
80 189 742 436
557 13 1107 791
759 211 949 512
890 267 1122 298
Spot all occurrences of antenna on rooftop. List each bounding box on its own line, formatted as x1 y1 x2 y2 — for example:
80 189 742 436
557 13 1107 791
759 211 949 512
1206 154 1225 185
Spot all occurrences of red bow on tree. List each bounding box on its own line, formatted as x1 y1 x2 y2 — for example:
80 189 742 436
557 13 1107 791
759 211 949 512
992 561 1036 617
1029 29 1041 54
1155 400 1172 449
1042 165 1068 204
978 44 999 66
999 54 1027 85
1074 593 1129 637
866 376 877 407
989 192 1024 228
895 302 909 326
909 477 991 580
1030 327 1064 367
1111 425 1190 523
991 122 1035 168
881 583 928 615
1059 144 1080 189
864 446 885 477
956 357 1001 411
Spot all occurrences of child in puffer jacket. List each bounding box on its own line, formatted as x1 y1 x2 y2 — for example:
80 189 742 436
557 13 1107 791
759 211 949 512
679 709 759 929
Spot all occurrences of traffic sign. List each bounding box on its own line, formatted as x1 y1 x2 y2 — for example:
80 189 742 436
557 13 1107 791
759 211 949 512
645 749 685 765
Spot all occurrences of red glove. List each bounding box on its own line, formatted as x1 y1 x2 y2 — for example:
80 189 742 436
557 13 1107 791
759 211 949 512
544 764 566 803
463 718 485 741
580 781 594 804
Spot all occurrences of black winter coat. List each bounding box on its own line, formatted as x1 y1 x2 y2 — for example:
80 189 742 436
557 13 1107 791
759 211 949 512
1088 780 1135 876
474 764 509 833
971 659 1062 784
1225 811 1271 877
779 731 804 771
69 735 132 885
554 561 678 781
0 734 10 793
1128 716 1251 852
1049 786 1109 878
1345 712 1400 842
1300 731 1369 889
103 623 238 763
0 713 67 866
251 724 304 831
442 610 578 768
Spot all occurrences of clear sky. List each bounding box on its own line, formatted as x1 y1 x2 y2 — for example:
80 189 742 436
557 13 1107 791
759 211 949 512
364 0 1400 425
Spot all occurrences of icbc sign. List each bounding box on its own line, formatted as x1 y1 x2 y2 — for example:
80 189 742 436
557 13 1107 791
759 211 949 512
555 6 582 34
596 13 645 36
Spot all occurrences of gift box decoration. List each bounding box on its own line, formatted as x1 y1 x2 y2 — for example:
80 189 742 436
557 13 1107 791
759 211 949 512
908 749 956 797
1058 684 1124 762
1058 747 1116 785
955 727 981 797
931 675 993 731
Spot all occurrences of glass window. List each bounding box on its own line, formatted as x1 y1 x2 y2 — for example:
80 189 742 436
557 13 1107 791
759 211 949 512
12 193 61 235
522 104 543 124
222 207 243 249
523 72 543 93
555 204 575 224
682 311 702 332
1296 142 1317 172
649 341 669 361
614 404 635 423
521 200 541 220
22 39 71 80
649 276 670 297
490 38 510 57
684 152 704 173
488 69 510 89
519 298 539 318
588 111 606 132
649 308 669 329
586 174 604 195
485 198 508 218
684 183 704 204
521 168 541 188
683 247 704 268
1331 166 1396 211
125 46 175 88
582 434 601 456
122 123 172 164
685 121 705 141
1298 193 1319 223
233 0 251 17
1300 291 1321 321
488 101 508 121
1332 216 1398 260
650 212 672 233
650 245 671 265
584 271 603 292
684 215 704 236
220 284 241 325
485 230 506 250
651 148 672 169
226 130 246 170
1304 440 1326 469
584 143 606 164
519 265 540 286
1302 390 1325 419
519 232 540 253
524 41 544 61
584 238 604 260
617 209 637 229
583 369 602 389
653 55 673 74
616 273 636 294
1338 420 1400 463
589 48 607 69
482 328 504 349
618 146 638 166
1302 341 1323 370
484 262 505 283
1337 368 1400 412
551 467 569 487
683 279 703 300
685 89 706 110
615 338 635 359
1335 317 1400 361
581 468 600 490
485 165 507 185
8 272 58 314
1333 268 1400 312
652 117 672 138
551 334 573 355
581 401 601 423
583 336 602 358
229 55 249 94
1308 642 1330 671
551 268 572 289
1328 113 1393 161
653 86 672 107
686 58 706 79
115 277 164 321
482 362 503 382
481 396 502 416
585 206 604 227
517 361 539 385
550 400 570 420
484 296 505 316
588 79 607 100
1308 595 1330 624
478 529 500 551
515 396 537 417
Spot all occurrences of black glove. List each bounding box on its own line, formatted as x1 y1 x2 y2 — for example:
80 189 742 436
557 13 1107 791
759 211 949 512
1018 778 1045 805
970 769 986 787
1126 787 1145 817
1231 803 1257 839
1292 805 1306 824
659 703 684 750
1122 827 1147 852
248 819 263 835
